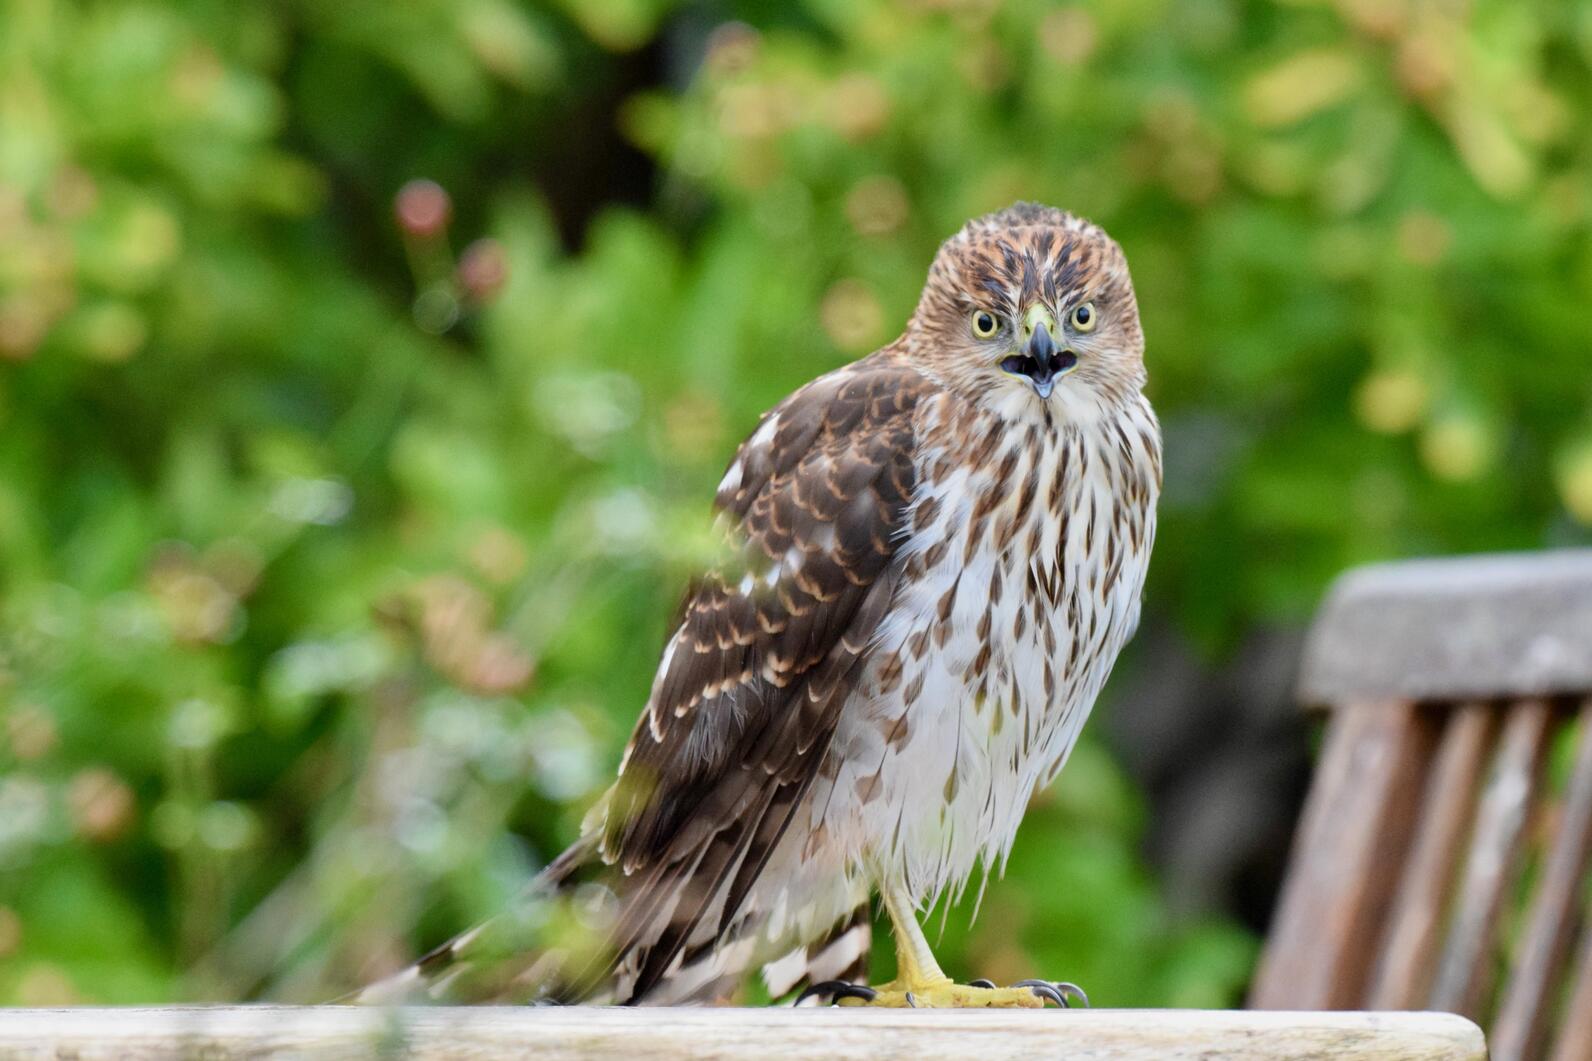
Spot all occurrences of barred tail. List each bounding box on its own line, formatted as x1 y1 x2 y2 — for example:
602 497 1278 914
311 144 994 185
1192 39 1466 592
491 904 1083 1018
350 845 872 1007
349 837 602 1006
763 899 873 1002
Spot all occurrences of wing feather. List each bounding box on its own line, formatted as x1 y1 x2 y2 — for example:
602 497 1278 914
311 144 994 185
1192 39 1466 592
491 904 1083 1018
587 354 930 999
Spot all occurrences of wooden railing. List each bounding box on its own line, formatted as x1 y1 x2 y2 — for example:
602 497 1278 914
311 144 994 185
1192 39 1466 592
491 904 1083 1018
0 1006 1484 1059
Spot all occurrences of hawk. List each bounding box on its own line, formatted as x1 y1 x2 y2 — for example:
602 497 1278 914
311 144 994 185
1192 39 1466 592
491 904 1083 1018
359 202 1161 1009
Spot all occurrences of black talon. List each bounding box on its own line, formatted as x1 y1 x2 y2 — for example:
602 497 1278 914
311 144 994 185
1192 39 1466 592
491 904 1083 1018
1015 979 1067 1007
1012 978 1089 1008
794 980 877 1006
968 978 997 989
1054 982 1089 1008
904 991 917 1008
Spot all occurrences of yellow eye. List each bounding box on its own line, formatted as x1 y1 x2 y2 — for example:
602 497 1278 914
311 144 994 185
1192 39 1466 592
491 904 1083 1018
971 309 1000 338
1069 301 1097 333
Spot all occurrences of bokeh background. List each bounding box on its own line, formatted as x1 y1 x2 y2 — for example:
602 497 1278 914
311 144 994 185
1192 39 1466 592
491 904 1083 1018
3 0 1590 1008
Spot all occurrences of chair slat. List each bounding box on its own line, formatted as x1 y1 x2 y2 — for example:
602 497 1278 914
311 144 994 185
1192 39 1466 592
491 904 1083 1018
1367 702 1497 1010
1494 698 1592 1061
1428 698 1554 1019
1250 700 1435 1010
1551 910 1592 1061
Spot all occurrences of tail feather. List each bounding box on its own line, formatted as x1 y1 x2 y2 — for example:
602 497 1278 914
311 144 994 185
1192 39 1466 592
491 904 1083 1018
349 837 600 1005
764 899 873 1001
351 796 861 1006
350 831 783 1007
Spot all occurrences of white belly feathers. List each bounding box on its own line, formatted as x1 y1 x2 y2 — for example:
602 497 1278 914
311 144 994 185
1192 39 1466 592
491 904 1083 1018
803 391 1161 908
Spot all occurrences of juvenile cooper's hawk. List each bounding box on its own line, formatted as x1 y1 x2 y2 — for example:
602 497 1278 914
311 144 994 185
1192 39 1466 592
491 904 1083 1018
360 202 1161 1009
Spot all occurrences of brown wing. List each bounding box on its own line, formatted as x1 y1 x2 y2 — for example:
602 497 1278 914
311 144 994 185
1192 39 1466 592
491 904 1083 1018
586 355 929 999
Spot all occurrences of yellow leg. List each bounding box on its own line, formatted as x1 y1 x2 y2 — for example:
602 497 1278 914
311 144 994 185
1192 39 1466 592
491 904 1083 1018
881 883 950 987
835 884 1044 1008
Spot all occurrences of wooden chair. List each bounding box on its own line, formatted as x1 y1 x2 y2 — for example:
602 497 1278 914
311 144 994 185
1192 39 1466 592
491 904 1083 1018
1251 551 1592 1061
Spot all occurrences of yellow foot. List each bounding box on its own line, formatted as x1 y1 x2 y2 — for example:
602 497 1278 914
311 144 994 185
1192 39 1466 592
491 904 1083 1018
838 978 1044 1008
796 977 1085 1008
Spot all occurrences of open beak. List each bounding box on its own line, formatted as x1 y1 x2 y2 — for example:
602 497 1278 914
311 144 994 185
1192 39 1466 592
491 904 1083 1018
1000 310 1077 399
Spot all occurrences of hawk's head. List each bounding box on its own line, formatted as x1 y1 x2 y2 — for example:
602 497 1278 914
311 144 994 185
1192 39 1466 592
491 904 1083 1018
908 202 1145 421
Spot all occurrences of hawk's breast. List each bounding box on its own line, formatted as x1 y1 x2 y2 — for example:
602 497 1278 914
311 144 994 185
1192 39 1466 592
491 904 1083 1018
812 390 1161 903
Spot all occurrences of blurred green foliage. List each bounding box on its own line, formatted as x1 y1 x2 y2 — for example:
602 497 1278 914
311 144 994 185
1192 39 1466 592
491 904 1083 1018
2 0 1590 1007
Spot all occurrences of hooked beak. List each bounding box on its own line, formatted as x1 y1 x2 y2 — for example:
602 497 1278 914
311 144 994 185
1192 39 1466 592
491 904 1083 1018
1000 310 1077 399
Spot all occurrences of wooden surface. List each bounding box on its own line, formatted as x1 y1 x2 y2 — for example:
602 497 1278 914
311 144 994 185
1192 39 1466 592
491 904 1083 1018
1553 916 1592 1061
1428 698 1551 1019
1367 702 1496 1010
1250 700 1435 1009
0 1006 1487 1060
1297 550 1592 703
1494 697 1592 1061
